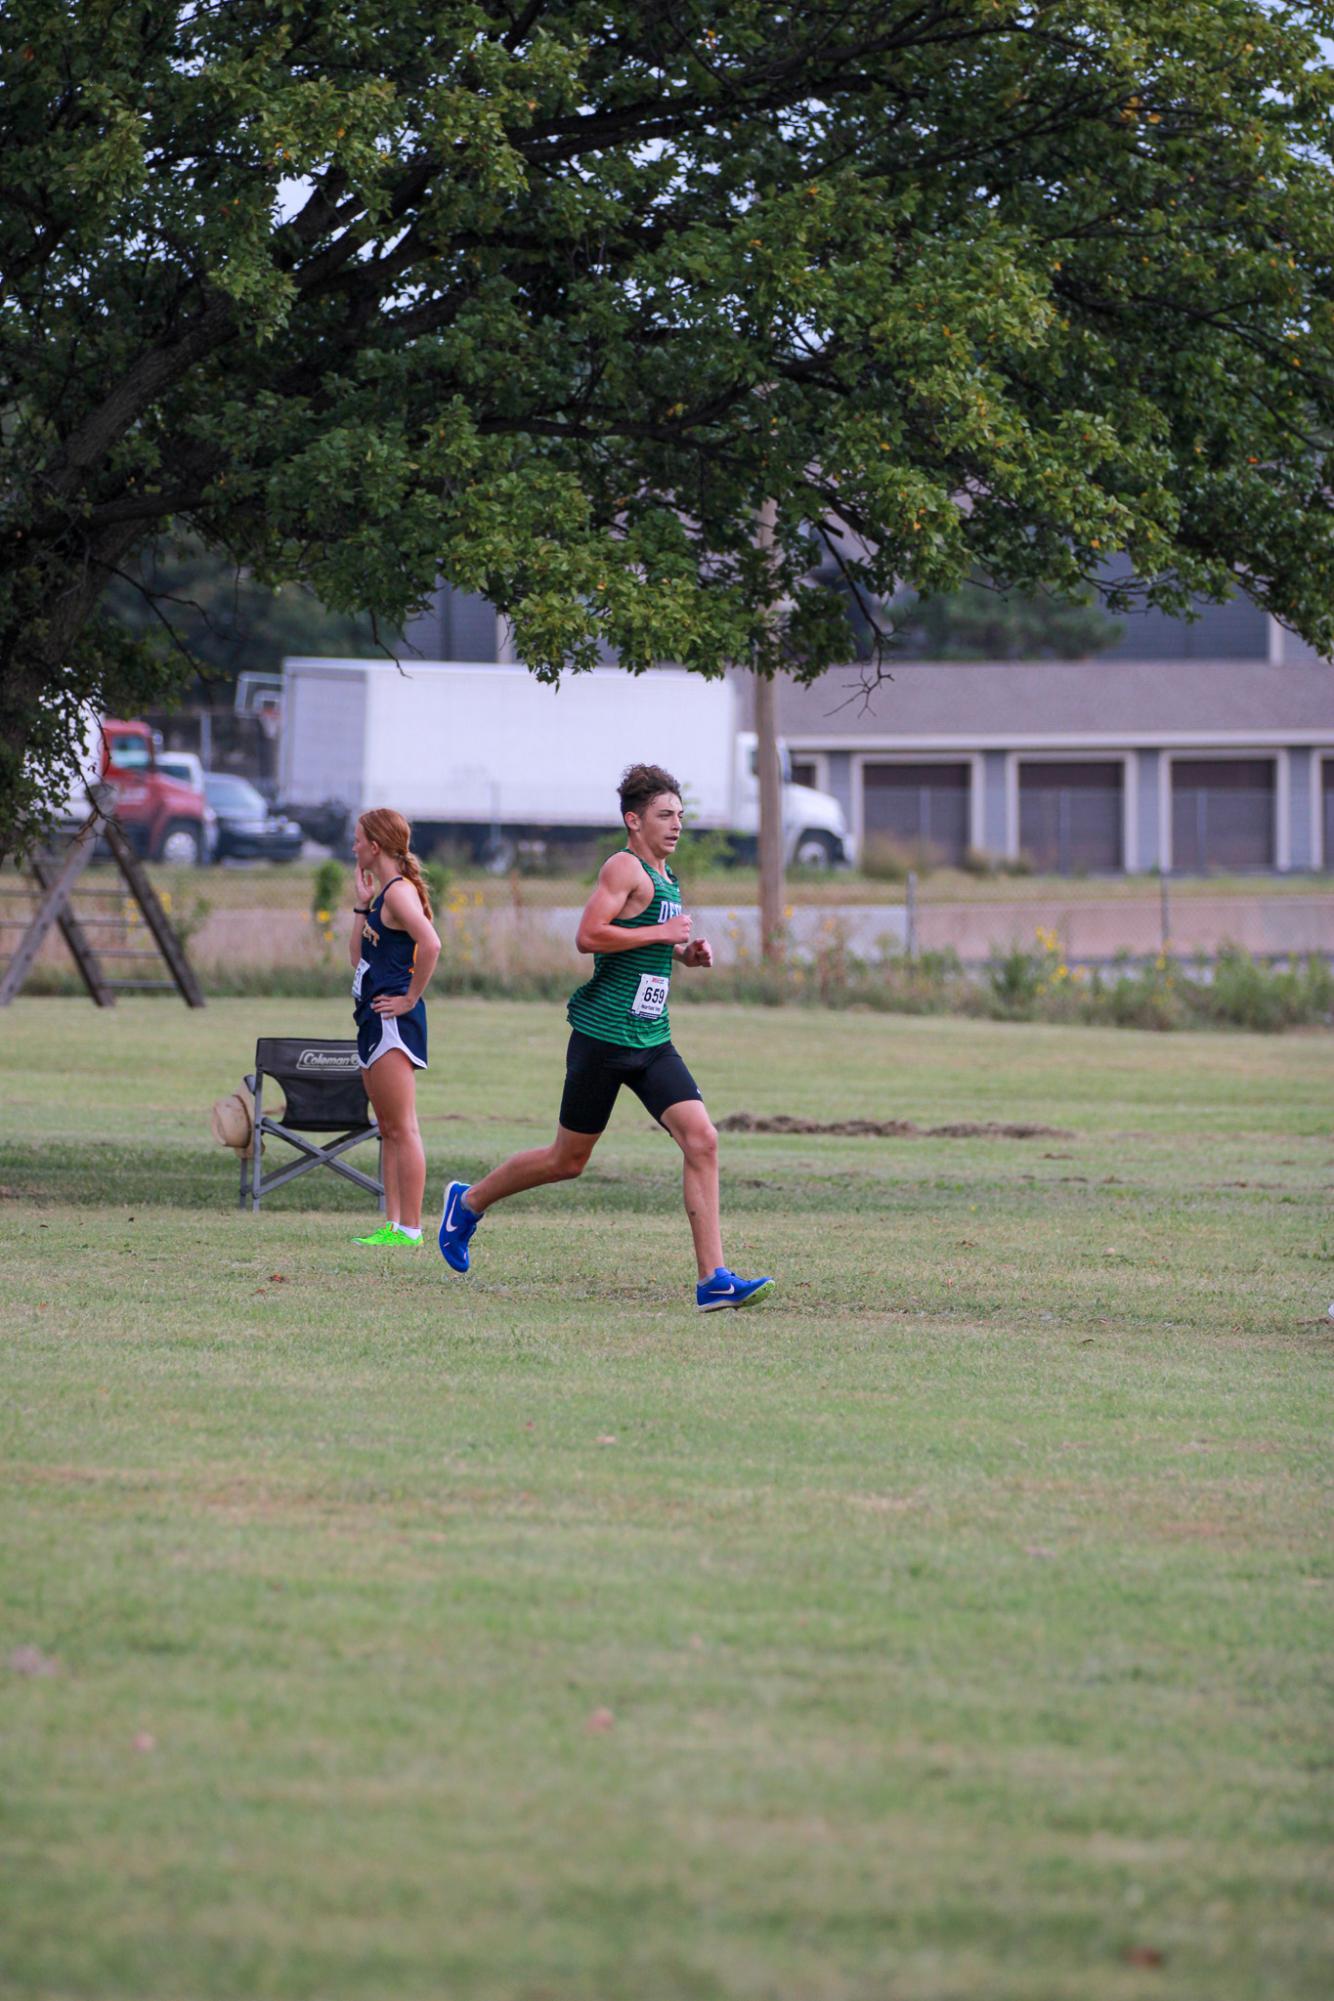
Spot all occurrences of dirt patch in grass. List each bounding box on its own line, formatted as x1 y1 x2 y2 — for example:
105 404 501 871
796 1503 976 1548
718 1112 1077 1140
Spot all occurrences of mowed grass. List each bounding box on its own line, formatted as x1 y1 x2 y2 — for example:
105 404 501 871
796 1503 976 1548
1 998 1332 2001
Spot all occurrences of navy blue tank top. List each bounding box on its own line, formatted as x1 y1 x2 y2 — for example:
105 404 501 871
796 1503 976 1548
352 876 417 1007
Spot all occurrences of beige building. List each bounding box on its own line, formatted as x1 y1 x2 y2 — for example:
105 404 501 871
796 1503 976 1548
758 622 1333 876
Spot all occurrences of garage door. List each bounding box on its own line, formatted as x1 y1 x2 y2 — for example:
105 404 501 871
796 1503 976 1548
1323 757 1334 869
1018 761 1123 873
862 762 971 865
1171 758 1275 872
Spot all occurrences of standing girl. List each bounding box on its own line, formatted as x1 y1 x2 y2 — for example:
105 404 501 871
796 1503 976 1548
348 808 441 1246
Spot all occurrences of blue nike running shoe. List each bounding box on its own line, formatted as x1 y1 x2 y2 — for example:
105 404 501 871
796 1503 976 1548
438 1180 481 1273
696 1267 775 1311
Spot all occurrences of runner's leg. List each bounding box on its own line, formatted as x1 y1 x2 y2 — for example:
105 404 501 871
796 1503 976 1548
464 1124 599 1213
363 1050 424 1229
660 1099 724 1279
462 1031 618 1216
375 1084 401 1224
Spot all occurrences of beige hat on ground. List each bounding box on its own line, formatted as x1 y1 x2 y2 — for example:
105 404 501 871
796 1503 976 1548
210 1088 255 1155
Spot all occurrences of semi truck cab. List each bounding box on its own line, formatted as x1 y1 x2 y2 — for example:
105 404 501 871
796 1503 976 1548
733 733 855 868
101 721 215 865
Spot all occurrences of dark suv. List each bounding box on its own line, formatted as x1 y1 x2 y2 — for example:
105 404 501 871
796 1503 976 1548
203 773 303 863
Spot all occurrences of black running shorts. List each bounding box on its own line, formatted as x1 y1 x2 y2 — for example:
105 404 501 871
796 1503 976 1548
559 1028 703 1134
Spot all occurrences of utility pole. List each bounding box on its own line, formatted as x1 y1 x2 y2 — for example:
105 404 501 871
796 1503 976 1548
754 497 785 962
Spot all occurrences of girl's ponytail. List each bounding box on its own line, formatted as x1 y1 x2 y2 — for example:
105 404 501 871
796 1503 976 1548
398 846 433 923
356 807 433 921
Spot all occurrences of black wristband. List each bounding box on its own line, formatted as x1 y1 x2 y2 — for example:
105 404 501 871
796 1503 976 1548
353 905 371 915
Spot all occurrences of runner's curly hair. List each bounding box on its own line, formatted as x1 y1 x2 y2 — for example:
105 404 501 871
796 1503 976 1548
618 762 682 822
357 807 433 920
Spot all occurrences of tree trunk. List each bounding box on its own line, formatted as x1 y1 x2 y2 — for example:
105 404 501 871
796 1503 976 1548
754 498 785 962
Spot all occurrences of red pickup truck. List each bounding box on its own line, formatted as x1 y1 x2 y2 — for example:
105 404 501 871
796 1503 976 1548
94 719 216 866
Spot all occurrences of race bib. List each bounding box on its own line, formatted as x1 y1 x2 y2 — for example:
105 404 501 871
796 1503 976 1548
351 957 368 999
630 971 669 1020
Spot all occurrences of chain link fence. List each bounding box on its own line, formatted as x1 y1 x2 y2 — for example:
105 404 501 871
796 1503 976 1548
6 836 1333 1008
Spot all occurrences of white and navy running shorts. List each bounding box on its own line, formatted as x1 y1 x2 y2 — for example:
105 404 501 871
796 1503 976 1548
355 1000 427 1071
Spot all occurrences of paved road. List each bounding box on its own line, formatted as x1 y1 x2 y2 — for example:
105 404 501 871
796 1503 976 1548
465 894 1334 967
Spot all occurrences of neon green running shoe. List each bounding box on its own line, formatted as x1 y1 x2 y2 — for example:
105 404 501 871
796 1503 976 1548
386 1228 424 1248
352 1223 400 1245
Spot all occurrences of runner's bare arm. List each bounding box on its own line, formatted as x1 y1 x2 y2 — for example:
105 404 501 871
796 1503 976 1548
575 853 692 955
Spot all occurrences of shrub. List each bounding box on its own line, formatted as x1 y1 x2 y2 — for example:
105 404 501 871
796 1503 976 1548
985 924 1083 1019
674 823 738 878
422 858 453 911
961 846 1034 878
311 857 344 915
860 838 918 883
167 888 212 950
1202 946 1334 1031
985 942 1042 1016
1085 958 1186 1032
310 858 344 950
1069 949 1334 1033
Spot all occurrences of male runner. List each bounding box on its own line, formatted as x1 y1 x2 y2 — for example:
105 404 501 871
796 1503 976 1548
437 762 774 1309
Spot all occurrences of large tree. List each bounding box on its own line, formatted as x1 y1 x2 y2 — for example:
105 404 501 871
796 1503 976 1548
3 1 1332 852
101 537 392 690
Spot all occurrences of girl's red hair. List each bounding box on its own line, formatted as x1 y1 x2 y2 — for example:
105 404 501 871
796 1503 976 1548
357 808 433 920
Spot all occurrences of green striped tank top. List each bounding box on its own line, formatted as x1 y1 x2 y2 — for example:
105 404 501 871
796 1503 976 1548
566 854 681 1049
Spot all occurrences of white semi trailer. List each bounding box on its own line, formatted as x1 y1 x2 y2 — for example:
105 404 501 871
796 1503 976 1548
279 659 853 867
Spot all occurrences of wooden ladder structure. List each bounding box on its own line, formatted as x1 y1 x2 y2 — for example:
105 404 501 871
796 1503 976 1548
0 803 205 1009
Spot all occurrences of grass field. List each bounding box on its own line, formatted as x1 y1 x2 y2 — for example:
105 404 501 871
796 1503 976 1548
2 997 1332 2001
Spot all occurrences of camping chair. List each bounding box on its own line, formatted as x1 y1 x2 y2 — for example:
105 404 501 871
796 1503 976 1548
241 1037 383 1214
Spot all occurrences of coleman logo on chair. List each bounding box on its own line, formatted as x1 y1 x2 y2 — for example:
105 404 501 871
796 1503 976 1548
296 1048 360 1072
